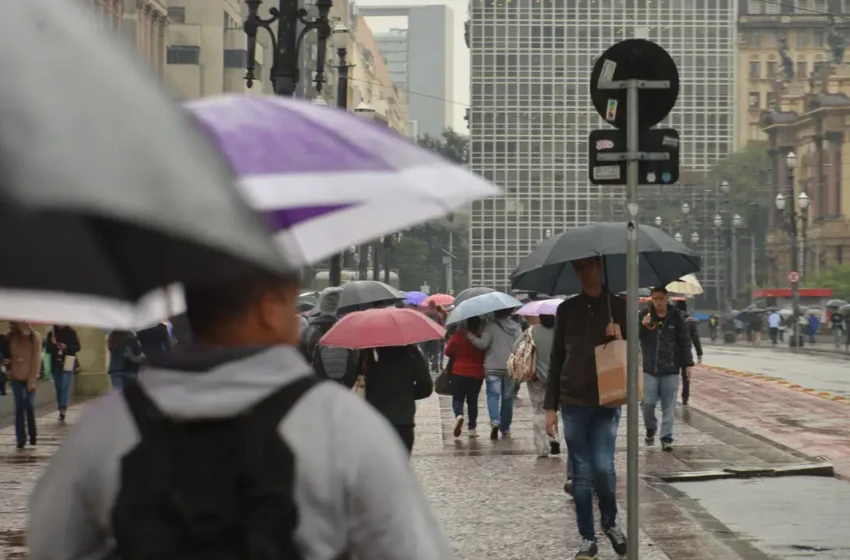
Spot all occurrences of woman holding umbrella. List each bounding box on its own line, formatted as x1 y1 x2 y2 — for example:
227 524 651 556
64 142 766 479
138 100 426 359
445 316 486 439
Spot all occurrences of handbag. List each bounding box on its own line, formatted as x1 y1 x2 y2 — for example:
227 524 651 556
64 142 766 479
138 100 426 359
434 355 455 396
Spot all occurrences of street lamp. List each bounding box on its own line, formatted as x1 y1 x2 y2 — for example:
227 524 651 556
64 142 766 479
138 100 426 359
544 228 552 239
674 232 683 243
720 180 730 195
654 216 662 227
776 150 806 348
798 191 810 210
681 202 690 215
243 0 333 95
713 214 723 228
732 214 743 228
313 96 329 105
690 231 700 244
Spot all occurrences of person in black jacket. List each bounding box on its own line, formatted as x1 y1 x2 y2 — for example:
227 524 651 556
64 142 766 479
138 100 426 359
357 345 433 454
674 300 702 406
45 325 81 422
639 288 694 451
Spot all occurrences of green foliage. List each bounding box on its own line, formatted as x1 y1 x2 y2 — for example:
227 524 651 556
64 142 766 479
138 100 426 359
417 127 469 165
809 264 850 300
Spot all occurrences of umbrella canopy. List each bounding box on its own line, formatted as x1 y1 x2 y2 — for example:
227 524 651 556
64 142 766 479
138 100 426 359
825 299 847 309
423 293 455 307
446 292 523 326
666 274 704 295
185 95 501 266
510 223 700 295
338 281 405 312
403 291 428 306
319 307 445 349
454 287 496 306
0 0 290 329
841 304 850 315
297 292 320 312
516 298 563 317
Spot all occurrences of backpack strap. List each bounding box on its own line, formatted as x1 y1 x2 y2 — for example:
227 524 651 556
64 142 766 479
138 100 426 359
248 376 320 430
123 382 168 438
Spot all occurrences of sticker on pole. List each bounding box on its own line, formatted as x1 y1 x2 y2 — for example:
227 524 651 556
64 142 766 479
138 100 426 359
605 99 618 121
788 271 800 283
598 59 617 86
593 165 620 181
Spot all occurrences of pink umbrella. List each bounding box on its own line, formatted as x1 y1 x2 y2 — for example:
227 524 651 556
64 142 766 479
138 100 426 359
319 307 446 349
422 293 455 307
516 298 563 316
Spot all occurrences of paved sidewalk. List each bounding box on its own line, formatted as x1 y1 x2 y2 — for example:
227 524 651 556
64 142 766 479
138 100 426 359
688 366 850 480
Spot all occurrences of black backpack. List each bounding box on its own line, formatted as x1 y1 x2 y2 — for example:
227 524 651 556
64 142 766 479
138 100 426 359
112 377 318 560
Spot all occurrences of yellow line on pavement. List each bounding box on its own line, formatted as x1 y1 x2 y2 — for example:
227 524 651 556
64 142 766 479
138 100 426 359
702 364 850 406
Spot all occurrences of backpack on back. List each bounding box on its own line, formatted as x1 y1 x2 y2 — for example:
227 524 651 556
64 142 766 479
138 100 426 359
112 377 318 560
507 328 537 383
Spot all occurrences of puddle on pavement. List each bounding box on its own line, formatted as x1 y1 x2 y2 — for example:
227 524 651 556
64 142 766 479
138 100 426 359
0 529 27 559
0 451 48 465
672 476 850 558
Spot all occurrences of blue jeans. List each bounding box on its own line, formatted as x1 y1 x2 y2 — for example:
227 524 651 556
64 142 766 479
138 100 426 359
451 375 483 429
641 373 679 441
561 405 621 541
110 371 138 390
53 371 72 413
485 374 515 432
11 380 36 446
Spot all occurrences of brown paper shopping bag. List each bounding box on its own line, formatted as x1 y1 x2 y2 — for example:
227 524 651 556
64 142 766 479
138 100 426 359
594 339 642 407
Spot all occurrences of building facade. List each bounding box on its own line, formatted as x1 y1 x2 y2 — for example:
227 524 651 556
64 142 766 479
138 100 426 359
359 5 455 138
163 0 267 99
467 0 737 292
123 0 170 77
85 0 125 30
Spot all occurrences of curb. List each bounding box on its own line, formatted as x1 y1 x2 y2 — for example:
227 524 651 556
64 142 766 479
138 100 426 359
701 365 850 405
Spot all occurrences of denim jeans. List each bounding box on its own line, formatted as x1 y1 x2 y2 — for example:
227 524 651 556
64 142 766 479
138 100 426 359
11 380 36 446
110 371 138 391
485 373 515 432
561 405 621 541
641 373 679 441
52 371 72 413
451 375 483 429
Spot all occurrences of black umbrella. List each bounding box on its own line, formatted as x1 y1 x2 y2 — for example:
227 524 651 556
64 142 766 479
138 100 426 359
0 0 290 329
510 223 700 295
454 287 496 306
825 299 847 309
306 281 405 315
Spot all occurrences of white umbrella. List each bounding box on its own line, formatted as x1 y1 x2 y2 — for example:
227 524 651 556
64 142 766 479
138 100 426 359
666 274 704 295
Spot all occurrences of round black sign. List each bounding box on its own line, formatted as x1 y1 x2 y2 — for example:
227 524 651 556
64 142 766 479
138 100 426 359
589 39 679 130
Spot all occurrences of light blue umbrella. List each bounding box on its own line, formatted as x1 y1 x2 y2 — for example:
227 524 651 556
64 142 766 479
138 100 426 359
446 292 523 326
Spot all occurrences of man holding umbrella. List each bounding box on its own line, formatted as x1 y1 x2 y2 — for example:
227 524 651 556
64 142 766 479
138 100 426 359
544 256 628 560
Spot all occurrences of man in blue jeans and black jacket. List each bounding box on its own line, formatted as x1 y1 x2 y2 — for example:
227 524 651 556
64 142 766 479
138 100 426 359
545 256 628 560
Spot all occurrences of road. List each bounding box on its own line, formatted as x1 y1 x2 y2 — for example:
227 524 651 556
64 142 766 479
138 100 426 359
702 344 850 397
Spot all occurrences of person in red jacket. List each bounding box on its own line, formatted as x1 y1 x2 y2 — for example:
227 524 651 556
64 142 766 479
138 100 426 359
445 316 486 438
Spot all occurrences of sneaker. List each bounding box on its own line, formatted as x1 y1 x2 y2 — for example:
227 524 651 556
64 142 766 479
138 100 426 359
661 439 674 452
645 428 656 445
468 428 478 438
574 538 598 560
549 439 561 455
59 412 66 423
563 478 574 495
603 525 628 557
501 430 511 438
490 424 500 440
682 399 689 406
453 415 464 438
15 443 25 450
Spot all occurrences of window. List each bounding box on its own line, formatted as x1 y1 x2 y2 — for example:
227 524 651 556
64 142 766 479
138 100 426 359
167 7 185 24
749 92 760 108
749 61 761 79
766 61 778 78
166 46 200 65
797 60 808 78
224 50 247 68
767 91 777 107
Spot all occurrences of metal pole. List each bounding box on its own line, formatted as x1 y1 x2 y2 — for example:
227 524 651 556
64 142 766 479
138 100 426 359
446 231 454 293
383 239 391 285
625 80 640 560
790 168 800 350
731 231 738 304
328 47 350 288
372 241 381 281
715 231 722 312
750 236 757 305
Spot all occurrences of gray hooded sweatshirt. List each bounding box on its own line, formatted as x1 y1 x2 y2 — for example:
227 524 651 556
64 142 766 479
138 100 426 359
466 317 522 375
27 345 452 560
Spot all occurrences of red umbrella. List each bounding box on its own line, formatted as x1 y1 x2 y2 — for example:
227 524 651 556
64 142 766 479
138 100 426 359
422 293 455 307
319 307 446 349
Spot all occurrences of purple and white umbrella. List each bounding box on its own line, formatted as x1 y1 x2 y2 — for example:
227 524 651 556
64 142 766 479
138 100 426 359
516 298 564 317
186 95 501 266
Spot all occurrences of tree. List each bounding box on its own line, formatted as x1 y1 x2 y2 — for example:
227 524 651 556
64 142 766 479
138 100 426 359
810 264 850 300
417 127 469 165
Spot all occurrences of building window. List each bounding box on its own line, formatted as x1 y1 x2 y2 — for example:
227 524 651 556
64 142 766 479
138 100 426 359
167 7 185 24
797 60 808 78
746 0 763 13
224 49 248 68
166 45 200 65
749 61 761 79
749 92 760 108
766 61 778 78
844 0 850 14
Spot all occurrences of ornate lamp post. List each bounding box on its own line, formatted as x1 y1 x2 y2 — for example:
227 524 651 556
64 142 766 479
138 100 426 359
243 0 333 95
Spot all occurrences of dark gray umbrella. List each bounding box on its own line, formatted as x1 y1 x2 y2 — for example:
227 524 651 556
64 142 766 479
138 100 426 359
0 0 290 328
308 281 405 315
825 299 847 309
454 287 496 306
511 222 700 295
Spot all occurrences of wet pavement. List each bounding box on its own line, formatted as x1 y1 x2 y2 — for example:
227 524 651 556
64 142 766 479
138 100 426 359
703 344 850 397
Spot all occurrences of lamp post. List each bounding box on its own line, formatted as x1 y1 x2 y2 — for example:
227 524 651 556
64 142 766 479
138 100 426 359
382 232 404 285
654 216 663 230
674 232 683 243
690 231 700 246
243 0 333 96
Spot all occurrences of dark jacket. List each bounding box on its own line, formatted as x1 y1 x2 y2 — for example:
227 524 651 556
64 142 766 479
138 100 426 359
300 315 358 386
137 323 172 358
45 326 81 374
359 345 433 427
639 305 694 376
107 332 145 374
544 289 628 409
684 314 702 357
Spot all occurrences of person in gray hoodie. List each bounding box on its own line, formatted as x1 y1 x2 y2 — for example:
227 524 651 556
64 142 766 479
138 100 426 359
27 270 452 560
466 309 521 440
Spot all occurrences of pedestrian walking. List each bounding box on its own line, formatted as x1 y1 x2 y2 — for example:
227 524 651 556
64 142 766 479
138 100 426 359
749 313 764 347
639 287 694 451
466 308 521 440
768 310 781 346
445 317 486 439
44 324 80 422
29 269 453 560
299 287 358 387
830 311 844 348
357 345 433 454
422 301 446 371
807 313 820 345
520 313 562 458
7 321 40 449
107 330 145 390
674 300 702 406
544 256 628 560
708 314 718 341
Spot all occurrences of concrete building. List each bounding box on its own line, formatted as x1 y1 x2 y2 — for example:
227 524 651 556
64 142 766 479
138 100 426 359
761 67 850 287
737 2 850 148
467 1 736 292
359 5 454 138
85 0 126 30
123 0 170 78
163 0 267 99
